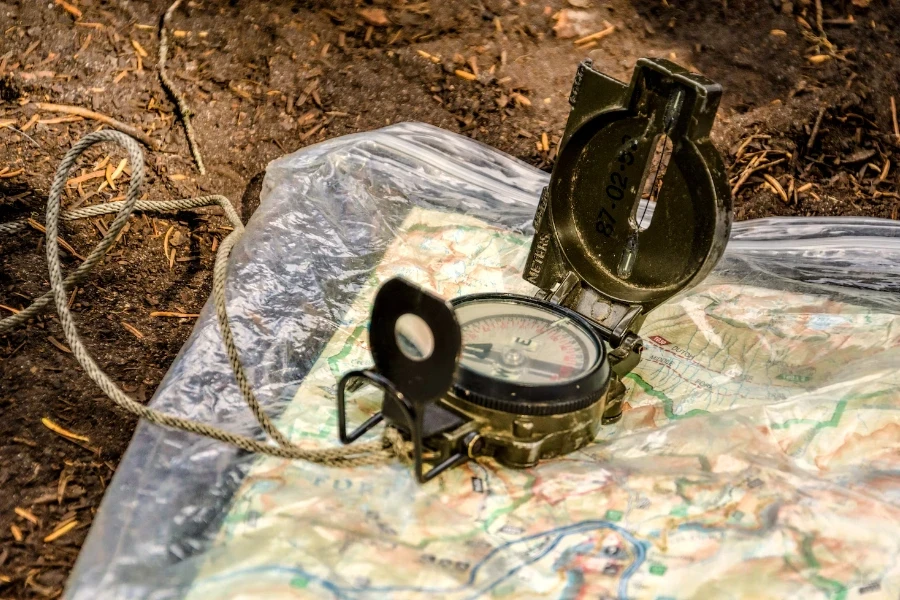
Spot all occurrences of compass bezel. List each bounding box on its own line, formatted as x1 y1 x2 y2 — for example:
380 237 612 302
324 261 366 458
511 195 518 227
449 293 611 416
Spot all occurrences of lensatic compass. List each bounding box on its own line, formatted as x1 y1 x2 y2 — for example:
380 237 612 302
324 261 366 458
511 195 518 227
338 58 733 482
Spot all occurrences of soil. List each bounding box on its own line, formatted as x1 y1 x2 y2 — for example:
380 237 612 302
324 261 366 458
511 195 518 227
0 0 898 596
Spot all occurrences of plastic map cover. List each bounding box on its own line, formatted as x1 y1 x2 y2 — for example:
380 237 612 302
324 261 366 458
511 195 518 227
184 207 900 600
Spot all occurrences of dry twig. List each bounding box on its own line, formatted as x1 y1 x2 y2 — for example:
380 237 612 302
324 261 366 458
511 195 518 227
32 103 159 149
44 519 78 543
891 97 899 141
574 23 615 46
122 322 145 339
807 106 827 151
763 174 789 203
159 0 206 174
41 417 90 442
27 218 85 261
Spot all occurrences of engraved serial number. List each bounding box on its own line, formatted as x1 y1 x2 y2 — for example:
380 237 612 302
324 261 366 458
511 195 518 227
595 135 638 237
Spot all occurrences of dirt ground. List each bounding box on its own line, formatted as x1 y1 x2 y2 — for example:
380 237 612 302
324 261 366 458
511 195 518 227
0 0 898 596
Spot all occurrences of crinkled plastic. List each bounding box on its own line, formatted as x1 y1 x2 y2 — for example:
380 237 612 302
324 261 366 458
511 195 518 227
66 123 900 599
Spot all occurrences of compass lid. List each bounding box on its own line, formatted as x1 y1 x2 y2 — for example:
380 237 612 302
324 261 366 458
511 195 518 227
523 58 732 336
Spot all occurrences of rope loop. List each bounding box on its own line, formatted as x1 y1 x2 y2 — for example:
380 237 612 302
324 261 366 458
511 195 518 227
0 129 402 468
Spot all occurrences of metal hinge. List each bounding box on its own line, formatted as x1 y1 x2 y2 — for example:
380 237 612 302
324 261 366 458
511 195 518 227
537 271 645 350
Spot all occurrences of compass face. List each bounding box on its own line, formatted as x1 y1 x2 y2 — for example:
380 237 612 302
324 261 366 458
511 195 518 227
455 298 601 385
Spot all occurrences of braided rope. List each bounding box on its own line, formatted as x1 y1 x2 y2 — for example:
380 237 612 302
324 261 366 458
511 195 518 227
0 195 239 333
1 129 403 467
0 220 26 235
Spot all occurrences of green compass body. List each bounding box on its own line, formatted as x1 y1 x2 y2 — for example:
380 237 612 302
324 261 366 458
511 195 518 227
338 58 732 483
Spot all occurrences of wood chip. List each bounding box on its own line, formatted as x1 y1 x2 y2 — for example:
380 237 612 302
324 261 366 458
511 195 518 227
74 33 92 58
541 132 550 152
358 8 390 26
891 97 899 141
14 507 39 525
103 163 116 190
20 114 40 132
110 157 127 182
228 81 253 100
511 92 532 107
55 0 82 18
763 174 789 203
731 158 786 196
121 322 144 339
67 169 106 186
10 525 23 542
150 311 201 318
0 304 21 314
416 49 440 63
454 69 477 82
41 417 91 454
301 122 325 141
27 218 85 261
131 39 148 58
573 23 615 45
163 225 175 263
42 417 90 442
47 336 73 354
468 56 479 78
23 40 41 59
44 519 78 543
878 159 891 182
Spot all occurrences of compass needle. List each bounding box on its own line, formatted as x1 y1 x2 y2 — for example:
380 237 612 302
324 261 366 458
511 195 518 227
462 343 493 360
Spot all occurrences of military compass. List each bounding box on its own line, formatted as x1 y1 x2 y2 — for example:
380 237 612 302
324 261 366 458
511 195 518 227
338 58 732 482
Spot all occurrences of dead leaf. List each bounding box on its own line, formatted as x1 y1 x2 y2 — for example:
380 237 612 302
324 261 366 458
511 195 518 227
844 148 877 163
358 8 390 27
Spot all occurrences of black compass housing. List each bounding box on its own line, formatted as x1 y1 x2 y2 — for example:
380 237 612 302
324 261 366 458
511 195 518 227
450 294 610 416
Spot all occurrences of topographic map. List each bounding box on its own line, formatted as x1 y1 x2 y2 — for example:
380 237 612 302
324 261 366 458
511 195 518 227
185 208 900 600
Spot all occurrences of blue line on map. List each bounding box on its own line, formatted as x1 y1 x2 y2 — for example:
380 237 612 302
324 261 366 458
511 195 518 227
194 520 647 599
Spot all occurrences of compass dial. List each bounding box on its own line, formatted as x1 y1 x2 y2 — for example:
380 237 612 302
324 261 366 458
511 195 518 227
455 299 601 385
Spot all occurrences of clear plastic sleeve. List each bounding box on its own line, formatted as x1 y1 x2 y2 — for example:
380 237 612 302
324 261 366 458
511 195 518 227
66 123 900 599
